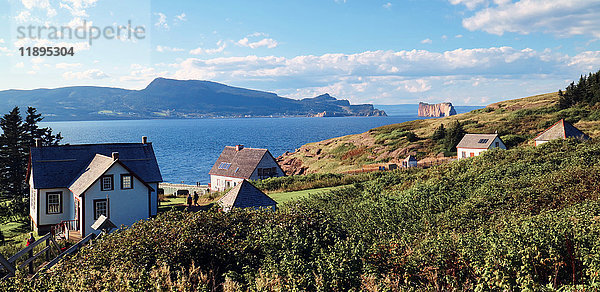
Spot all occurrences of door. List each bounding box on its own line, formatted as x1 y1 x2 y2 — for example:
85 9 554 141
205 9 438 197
470 152 475 157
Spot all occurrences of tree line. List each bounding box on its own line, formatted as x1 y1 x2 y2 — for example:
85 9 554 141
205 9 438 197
558 69 600 109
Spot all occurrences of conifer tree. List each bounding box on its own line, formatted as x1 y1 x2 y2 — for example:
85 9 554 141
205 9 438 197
432 124 445 141
444 120 465 153
0 107 27 199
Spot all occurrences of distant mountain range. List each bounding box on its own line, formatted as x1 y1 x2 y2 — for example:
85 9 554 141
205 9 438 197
0 78 386 121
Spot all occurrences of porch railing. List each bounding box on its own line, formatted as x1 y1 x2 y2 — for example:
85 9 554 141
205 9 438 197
51 220 79 240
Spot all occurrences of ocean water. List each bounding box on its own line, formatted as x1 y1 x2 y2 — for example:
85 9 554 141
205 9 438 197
42 105 482 184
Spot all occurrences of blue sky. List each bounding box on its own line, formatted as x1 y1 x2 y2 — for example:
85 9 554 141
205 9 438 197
0 0 599 105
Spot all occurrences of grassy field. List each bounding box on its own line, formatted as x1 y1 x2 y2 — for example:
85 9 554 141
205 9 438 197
268 185 347 203
278 91 598 174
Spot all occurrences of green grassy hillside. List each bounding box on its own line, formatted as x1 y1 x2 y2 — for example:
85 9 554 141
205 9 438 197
5 138 600 291
279 91 600 174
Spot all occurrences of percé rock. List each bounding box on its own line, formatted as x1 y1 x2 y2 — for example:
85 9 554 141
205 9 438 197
418 102 457 117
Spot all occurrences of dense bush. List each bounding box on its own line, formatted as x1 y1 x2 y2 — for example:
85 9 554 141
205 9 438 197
4 139 600 290
253 171 389 193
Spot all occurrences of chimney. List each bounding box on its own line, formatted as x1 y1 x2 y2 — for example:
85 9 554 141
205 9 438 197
112 152 119 160
142 136 148 144
34 138 41 147
235 145 244 151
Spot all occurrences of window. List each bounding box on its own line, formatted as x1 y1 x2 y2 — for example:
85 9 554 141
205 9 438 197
495 142 500 148
461 151 466 158
101 175 113 191
121 174 133 189
46 192 62 214
94 199 108 220
218 162 231 170
478 139 489 144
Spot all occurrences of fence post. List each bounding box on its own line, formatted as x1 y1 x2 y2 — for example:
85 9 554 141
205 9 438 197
28 248 33 274
45 238 50 261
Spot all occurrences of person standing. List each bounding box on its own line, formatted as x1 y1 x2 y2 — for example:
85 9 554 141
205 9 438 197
193 191 199 206
26 233 35 246
187 193 193 207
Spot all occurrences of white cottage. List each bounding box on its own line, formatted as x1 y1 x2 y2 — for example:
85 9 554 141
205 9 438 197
28 137 162 236
456 134 506 160
209 145 285 192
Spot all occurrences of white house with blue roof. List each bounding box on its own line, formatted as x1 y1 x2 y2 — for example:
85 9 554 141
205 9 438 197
27 136 162 237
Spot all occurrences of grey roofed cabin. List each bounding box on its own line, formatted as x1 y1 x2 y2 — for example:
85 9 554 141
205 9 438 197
534 119 590 146
456 133 506 160
217 179 277 212
209 145 285 192
456 134 504 149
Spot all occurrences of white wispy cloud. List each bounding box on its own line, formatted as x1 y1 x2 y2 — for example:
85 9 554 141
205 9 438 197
449 0 486 10
55 62 82 69
175 13 187 22
456 0 600 38
383 2 392 9
63 69 109 80
157 45 185 53
154 12 169 29
421 38 432 44
189 40 227 55
237 37 278 49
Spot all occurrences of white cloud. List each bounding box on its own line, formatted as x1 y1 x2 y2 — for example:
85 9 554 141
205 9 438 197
59 0 98 17
15 62 25 68
449 0 487 10
120 64 167 83
157 45 184 53
421 38 432 44
383 2 392 9
459 0 600 38
15 10 32 23
167 47 600 104
154 12 169 29
237 37 278 49
190 40 227 55
0 39 4 43
455 34 463 38
63 69 109 80
55 62 82 69
175 13 187 22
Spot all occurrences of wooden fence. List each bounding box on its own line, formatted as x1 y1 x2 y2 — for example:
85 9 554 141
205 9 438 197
0 231 96 281
0 233 61 280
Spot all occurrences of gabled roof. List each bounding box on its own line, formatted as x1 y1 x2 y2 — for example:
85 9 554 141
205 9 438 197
68 154 154 195
29 143 162 189
534 119 590 142
456 134 500 149
218 180 277 209
404 155 417 162
69 154 115 195
209 146 280 179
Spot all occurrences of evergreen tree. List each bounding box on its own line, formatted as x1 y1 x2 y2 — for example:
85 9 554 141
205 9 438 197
0 107 27 199
431 124 445 141
24 107 62 146
558 69 600 109
444 120 465 153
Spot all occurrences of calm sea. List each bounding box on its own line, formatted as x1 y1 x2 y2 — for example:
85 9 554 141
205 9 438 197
42 105 482 184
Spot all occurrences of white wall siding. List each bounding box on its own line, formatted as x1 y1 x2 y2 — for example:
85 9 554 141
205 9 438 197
37 188 73 226
210 175 244 192
82 163 150 236
457 137 506 160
